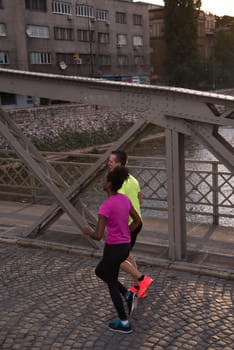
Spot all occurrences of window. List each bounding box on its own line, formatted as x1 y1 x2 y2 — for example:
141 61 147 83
99 55 111 66
78 29 94 42
27 96 33 104
133 35 143 47
133 14 142 26
26 25 49 38
116 12 126 24
117 55 128 66
117 34 127 46
0 93 16 105
98 32 109 44
52 1 71 14
205 17 215 33
96 9 108 22
0 0 3 9
150 20 164 38
54 27 73 40
0 51 9 64
76 5 93 18
25 0 47 11
0 23 6 36
134 56 144 65
29 51 51 64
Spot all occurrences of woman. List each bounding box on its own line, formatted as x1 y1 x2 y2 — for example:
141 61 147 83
82 166 142 334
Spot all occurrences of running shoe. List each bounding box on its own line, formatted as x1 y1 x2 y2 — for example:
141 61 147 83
128 285 138 293
125 291 137 315
128 285 147 299
137 275 153 298
138 291 147 299
109 319 132 334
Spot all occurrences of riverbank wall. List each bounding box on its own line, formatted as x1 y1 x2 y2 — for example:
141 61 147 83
0 104 140 149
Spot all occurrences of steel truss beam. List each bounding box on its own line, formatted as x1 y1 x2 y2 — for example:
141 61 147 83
165 115 234 173
166 130 186 260
0 68 234 127
0 68 233 260
0 106 148 244
0 108 100 248
184 122 234 173
24 120 149 238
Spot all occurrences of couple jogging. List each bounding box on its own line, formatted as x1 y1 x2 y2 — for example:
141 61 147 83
82 150 153 334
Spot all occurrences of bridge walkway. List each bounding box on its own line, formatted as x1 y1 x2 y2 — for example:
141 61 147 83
0 200 233 279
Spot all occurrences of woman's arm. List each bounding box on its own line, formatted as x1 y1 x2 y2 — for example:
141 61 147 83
82 214 106 241
129 206 142 232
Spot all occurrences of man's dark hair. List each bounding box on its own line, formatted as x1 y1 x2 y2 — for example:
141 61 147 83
107 166 129 192
111 150 127 166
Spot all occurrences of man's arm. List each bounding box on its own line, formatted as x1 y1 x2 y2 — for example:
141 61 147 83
138 191 142 205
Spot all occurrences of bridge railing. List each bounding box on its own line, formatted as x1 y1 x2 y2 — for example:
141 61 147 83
0 150 233 227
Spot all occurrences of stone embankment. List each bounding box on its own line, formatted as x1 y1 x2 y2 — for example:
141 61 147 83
0 104 140 149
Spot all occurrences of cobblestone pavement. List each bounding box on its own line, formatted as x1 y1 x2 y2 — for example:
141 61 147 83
0 242 233 350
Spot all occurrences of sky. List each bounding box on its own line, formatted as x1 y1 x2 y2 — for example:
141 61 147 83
138 0 234 17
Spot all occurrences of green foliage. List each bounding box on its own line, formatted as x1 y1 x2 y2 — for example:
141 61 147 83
189 15 234 90
89 147 99 154
213 18 234 89
0 151 17 159
164 0 202 88
215 15 234 28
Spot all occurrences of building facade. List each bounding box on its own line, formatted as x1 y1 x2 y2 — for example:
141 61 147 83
149 6 216 84
0 0 151 107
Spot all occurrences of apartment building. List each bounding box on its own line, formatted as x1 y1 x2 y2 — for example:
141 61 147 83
0 0 151 107
149 6 216 84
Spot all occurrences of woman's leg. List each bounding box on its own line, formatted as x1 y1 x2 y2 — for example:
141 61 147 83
95 243 129 320
120 223 143 285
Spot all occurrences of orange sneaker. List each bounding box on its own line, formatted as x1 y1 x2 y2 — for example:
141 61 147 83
138 291 147 299
137 275 153 298
128 285 138 293
128 285 147 299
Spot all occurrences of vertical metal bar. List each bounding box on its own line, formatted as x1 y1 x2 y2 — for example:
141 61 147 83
212 162 219 225
166 129 186 260
166 129 175 258
30 174 37 204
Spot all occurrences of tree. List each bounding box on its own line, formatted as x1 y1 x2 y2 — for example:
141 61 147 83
213 16 234 88
164 0 202 88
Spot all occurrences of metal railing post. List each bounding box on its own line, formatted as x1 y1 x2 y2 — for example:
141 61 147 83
30 174 37 204
212 161 219 225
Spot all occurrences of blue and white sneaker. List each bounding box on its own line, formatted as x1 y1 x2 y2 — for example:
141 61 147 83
109 319 132 334
126 291 137 315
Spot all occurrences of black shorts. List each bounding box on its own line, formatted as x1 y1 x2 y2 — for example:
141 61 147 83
130 222 142 249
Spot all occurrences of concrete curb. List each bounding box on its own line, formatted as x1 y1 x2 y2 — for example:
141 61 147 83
1 236 232 281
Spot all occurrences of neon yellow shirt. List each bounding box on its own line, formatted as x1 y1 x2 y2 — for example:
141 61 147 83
118 174 141 224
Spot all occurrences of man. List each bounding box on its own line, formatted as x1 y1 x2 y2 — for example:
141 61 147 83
108 150 153 298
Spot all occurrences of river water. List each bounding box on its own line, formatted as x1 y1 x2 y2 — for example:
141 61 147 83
129 127 233 226
132 127 234 161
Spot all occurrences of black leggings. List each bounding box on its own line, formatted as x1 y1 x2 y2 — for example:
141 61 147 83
130 222 142 249
95 243 130 321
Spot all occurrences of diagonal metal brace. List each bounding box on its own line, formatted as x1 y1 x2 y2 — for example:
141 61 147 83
184 121 234 173
0 108 68 191
24 119 149 238
0 108 100 248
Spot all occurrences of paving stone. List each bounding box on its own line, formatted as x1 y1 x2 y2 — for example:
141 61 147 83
0 243 233 350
